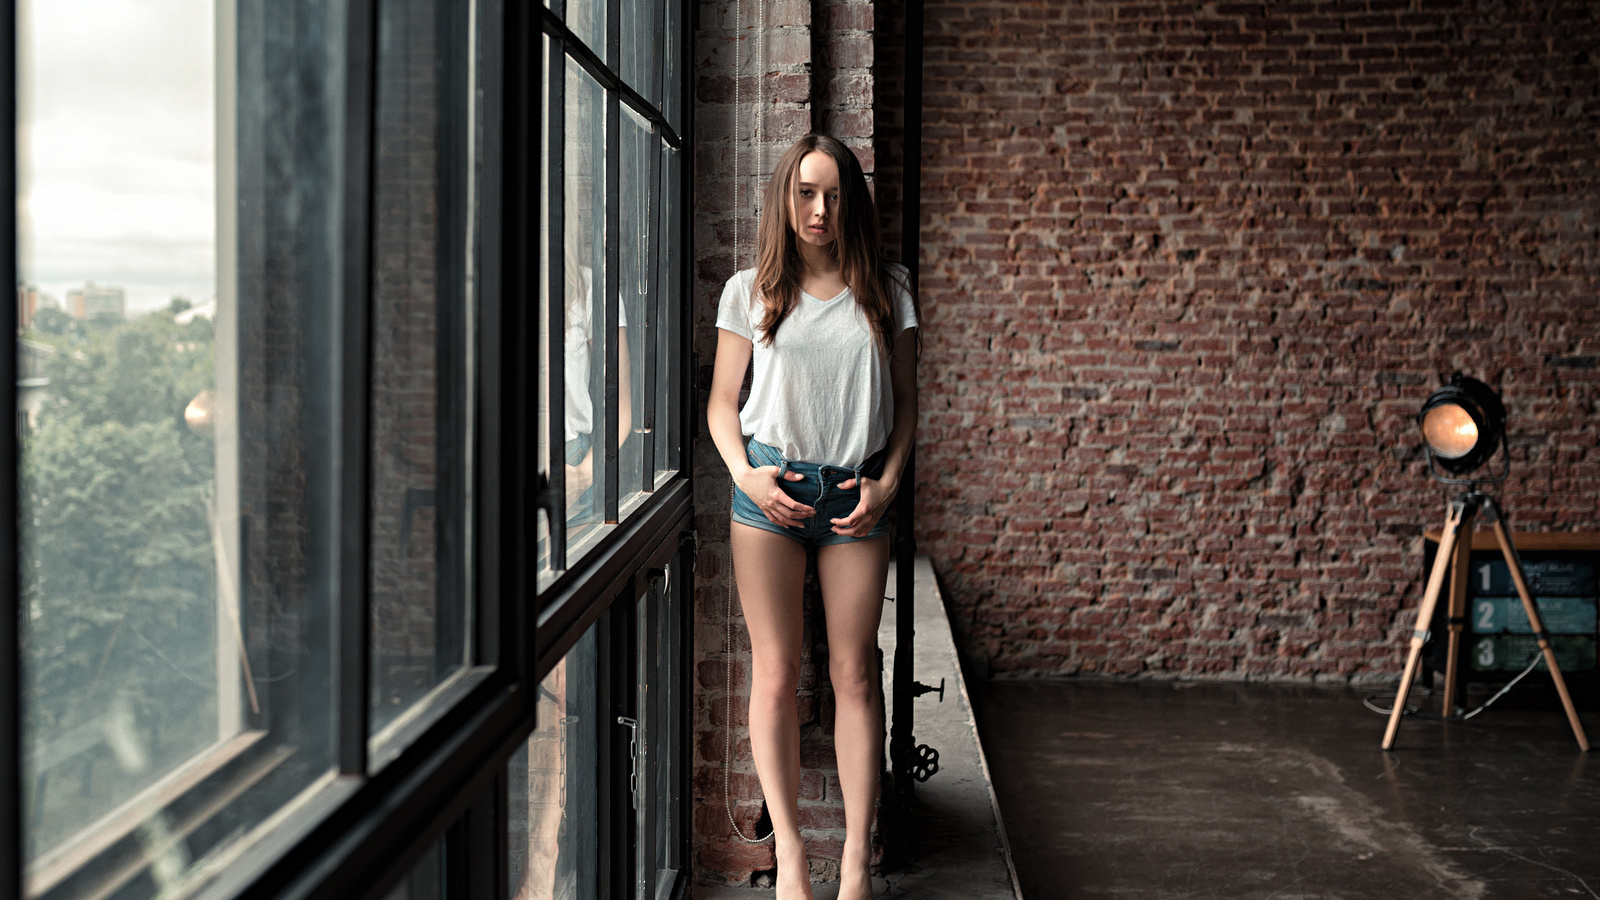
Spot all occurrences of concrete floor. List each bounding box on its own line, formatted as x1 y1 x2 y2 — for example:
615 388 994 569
972 678 1600 900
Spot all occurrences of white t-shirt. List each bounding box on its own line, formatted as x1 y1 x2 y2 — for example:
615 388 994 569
564 266 627 444
716 265 917 468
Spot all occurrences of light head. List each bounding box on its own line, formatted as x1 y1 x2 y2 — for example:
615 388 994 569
1418 374 1507 484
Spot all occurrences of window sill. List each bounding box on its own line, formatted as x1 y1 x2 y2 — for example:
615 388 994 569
27 729 280 898
369 666 496 774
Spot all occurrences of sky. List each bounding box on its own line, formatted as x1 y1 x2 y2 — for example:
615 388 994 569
17 0 216 315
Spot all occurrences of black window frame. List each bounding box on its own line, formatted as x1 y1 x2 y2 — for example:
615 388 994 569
1 0 696 895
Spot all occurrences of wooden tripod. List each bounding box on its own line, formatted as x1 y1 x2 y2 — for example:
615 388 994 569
1382 491 1591 751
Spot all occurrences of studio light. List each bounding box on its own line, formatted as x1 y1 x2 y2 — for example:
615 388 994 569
1418 374 1505 480
1382 373 1589 751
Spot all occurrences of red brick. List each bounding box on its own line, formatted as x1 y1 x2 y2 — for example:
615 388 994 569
908 0 1600 687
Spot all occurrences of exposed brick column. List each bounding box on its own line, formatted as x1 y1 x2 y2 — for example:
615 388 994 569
913 0 1600 681
692 0 814 886
818 0 877 177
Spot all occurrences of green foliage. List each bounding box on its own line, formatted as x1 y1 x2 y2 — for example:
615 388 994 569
29 307 75 337
19 309 220 854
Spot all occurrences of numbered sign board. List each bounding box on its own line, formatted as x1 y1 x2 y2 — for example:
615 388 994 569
1471 634 1597 673
1471 596 1599 635
1470 559 1597 597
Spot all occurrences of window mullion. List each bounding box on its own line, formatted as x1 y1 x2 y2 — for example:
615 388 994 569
337 0 378 777
537 9 681 151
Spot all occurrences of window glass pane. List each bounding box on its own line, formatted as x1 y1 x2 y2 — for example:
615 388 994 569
562 60 608 553
620 0 657 104
566 0 604 63
509 630 601 900
640 563 681 896
619 108 651 501
656 143 680 481
369 0 478 749
18 0 344 892
536 33 555 591
663 564 684 872
662 0 680 131
18 0 225 861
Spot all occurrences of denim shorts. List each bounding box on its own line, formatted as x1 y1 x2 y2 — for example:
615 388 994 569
731 438 891 547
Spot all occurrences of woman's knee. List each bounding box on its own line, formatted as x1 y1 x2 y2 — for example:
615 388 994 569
828 655 878 707
750 656 802 706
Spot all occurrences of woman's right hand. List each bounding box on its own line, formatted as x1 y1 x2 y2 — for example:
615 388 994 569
735 465 814 527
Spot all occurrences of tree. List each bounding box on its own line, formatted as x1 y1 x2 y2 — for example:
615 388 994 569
29 306 75 337
19 310 219 856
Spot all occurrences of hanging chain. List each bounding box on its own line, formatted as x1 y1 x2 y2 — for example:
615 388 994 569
722 0 773 847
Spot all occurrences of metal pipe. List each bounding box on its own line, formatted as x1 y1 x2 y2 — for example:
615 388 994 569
888 0 924 866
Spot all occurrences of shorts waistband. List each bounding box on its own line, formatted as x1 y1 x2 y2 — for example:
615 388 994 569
746 438 886 482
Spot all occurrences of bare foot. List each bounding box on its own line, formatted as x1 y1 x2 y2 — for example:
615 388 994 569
776 843 815 900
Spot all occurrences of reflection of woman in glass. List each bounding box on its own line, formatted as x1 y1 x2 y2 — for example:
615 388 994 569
708 135 919 900
563 251 631 527
517 664 568 900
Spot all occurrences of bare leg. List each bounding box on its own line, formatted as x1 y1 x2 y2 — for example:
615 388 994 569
732 523 815 900
816 537 890 900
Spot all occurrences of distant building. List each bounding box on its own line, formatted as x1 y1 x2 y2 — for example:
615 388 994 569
17 282 43 330
67 282 125 321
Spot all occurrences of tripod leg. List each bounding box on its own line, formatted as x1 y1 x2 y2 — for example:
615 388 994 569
1485 508 1591 752
1385 502 1467 750
1442 528 1473 717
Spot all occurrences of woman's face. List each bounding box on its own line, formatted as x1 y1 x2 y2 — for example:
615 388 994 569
787 151 841 249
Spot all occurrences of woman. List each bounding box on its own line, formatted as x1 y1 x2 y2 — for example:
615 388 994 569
708 134 919 900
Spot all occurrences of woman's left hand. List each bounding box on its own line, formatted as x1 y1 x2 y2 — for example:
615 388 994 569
830 476 896 537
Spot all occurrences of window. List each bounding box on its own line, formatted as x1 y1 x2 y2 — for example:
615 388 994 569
509 558 689 900
534 0 685 589
7 0 694 890
18 0 357 893
6 0 692 897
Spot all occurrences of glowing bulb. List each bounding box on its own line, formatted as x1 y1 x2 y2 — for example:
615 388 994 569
1421 404 1477 459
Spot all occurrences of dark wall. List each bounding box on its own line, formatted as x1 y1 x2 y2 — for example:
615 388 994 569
913 0 1600 679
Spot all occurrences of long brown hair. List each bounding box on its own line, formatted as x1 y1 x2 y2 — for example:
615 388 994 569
752 134 914 358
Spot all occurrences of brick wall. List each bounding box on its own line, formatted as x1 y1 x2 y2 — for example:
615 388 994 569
369 0 451 718
914 0 1600 680
690 0 881 886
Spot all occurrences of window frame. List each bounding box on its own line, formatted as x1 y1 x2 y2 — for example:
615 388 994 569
2 0 21 892
2 0 696 895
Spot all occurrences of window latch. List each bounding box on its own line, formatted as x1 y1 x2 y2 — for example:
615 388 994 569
617 716 641 810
